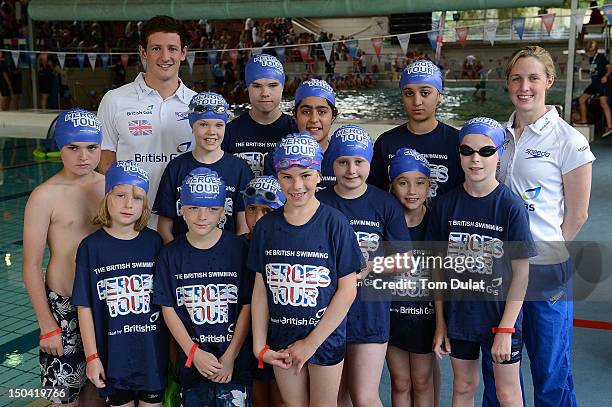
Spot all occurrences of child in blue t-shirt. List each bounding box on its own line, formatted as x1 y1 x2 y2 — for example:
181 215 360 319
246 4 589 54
154 92 253 243
369 60 464 197
73 161 167 407
240 176 286 407
387 148 437 406
316 125 411 406
152 168 254 407
249 132 362 406
430 118 535 406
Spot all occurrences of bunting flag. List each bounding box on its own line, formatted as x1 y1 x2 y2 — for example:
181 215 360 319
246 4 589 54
321 42 334 63
57 52 66 69
371 37 383 58
87 53 97 71
397 33 410 55
120 53 129 69
512 17 526 39
76 53 85 69
427 31 438 50
208 51 217 65
187 51 195 75
40 52 48 66
100 53 109 68
573 9 587 33
345 39 358 59
541 13 555 35
28 52 37 67
228 50 238 65
456 27 469 47
296 44 311 62
604 4 612 25
275 47 285 63
10 50 18 66
484 23 498 46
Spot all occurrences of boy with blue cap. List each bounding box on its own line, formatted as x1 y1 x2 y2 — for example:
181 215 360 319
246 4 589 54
429 117 536 406
249 132 362 407
154 91 253 243
317 125 411 407
153 167 254 406
223 53 296 176
23 108 106 406
369 59 463 197
73 161 168 407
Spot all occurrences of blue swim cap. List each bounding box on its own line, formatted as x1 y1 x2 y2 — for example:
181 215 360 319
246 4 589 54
326 125 373 163
295 78 336 108
242 176 285 209
458 117 506 158
180 167 227 208
389 148 431 181
245 54 285 86
272 132 324 173
54 108 103 150
187 92 230 127
399 60 443 93
105 160 150 194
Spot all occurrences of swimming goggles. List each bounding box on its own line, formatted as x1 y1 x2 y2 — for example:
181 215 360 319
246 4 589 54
189 104 228 115
243 186 283 206
274 157 321 170
459 140 507 157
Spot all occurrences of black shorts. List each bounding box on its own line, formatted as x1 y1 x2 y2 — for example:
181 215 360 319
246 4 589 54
107 389 164 406
450 333 522 365
389 303 435 354
584 82 608 97
0 76 9 97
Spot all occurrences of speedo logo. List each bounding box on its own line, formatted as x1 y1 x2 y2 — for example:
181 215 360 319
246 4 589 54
525 148 550 159
126 105 154 116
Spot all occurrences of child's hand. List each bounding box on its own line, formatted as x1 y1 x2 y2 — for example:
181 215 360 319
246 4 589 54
86 359 106 388
40 327 63 356
287 338 317 375
210 353 235 383
433 325 450 359
193 349 223 378
262 349 291 369
491 333 512 364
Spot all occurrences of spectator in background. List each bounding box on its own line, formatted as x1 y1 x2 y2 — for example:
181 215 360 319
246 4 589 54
38 58 56 110
9 57 21 110
0 52 10 110
252 21 262 47
577 40 612 131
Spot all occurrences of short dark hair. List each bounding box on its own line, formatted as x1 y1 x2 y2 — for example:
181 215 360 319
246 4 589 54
140 15 189 50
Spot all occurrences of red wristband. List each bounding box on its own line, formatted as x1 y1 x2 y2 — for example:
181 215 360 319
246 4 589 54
185 343 199 368
491 327 516 334
258 345 270 369
85 353 99 363
39 327 61 340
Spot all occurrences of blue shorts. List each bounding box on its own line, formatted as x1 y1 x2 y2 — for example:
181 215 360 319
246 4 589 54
182 381 251 407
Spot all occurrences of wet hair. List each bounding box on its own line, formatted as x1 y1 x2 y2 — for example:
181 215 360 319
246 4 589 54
93 186 151 232
505 46 556 80
293 99 338 117
139 15 189 50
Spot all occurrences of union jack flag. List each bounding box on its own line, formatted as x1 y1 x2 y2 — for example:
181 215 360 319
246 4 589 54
128 120 153 136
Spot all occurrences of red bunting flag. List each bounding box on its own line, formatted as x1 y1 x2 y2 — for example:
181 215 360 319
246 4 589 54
541 13 555 35
456 27 469 47
296 45 311 63
40 52 48 66
371 37 383 58
120 53 129 69
228 50 238 66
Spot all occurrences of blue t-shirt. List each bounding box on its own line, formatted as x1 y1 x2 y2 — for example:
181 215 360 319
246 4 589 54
317 185 411 343
426 183 536 341
151 231 253 386
369 122 464 198
153 151 253 236
590 53 610 83
246 203 363 365
222 112 297 176
72 228 167 395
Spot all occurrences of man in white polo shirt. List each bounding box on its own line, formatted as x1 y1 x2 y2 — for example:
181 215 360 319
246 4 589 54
98 15 196 228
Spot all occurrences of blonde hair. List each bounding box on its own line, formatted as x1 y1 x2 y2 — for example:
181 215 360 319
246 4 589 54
93 186 151 231
505 46 556 80
586 40 598 53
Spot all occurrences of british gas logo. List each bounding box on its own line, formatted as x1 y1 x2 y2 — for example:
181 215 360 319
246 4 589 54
176 284 238 325
126 105 154 116
176 141 192 153
253 54 283 70
525 148 550 159
521 186 541 212
266 263 331 307
97 274 153 317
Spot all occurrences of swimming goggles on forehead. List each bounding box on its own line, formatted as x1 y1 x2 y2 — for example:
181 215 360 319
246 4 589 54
189 104 228 115
275 157 321 170
243 186 283 206
459 140 507 157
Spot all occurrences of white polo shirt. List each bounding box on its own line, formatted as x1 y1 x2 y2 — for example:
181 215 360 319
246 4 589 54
99 73 196 228
500 106 595 264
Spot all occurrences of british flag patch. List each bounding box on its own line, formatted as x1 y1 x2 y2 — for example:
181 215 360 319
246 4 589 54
128 120 153 136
